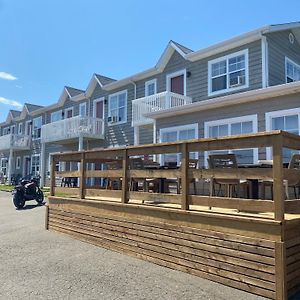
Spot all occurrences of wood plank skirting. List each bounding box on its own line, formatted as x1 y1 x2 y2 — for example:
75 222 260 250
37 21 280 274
47 132 300 300
47 196 291 300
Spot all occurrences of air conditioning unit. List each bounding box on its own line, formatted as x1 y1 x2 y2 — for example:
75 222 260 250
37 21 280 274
230 75 244 87
109 116 119 123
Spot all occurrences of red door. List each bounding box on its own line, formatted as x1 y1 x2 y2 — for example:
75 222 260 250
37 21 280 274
66 109 73 118
170 75 184 95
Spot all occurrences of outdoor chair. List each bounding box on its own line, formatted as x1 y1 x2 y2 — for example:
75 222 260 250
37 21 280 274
104 160 122 190
261 154 300 199
208 154 248 198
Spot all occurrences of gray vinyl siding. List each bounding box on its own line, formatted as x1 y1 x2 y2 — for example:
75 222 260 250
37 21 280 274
267 30 300 86
90 83 136 147
156 92 300 165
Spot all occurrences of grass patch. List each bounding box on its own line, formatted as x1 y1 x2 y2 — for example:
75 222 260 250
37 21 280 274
0 185 14 192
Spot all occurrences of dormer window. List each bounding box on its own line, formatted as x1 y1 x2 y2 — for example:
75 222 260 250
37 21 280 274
208 49 249 96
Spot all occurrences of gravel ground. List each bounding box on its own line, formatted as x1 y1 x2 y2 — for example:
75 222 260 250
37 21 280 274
0 191 286 300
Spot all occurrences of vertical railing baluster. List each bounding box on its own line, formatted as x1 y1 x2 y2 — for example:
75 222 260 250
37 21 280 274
50 154 56 196
122 149 129 203
273 135 284 221
79 153 86 199
181 143 189 210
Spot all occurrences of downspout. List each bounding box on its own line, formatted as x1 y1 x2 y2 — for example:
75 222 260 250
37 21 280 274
131 80 139 145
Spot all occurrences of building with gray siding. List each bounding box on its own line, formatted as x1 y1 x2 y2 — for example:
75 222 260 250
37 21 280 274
1 22 300 186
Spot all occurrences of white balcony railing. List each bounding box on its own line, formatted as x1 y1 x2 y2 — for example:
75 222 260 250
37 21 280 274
0 134 31 151
41 116 104 143
132 91 192 126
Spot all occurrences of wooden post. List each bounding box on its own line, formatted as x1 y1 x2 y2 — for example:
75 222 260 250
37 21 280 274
122 149 129 203
79 153 86 199
50 154 56 196
45 205 49 230
181 143 189 210
275 241 287 300
273 136 284 221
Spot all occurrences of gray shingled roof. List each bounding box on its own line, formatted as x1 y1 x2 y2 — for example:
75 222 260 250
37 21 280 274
171 40 194 54
65 86 84 97
25 103 44 112
95 74 116 86
10 110 21 118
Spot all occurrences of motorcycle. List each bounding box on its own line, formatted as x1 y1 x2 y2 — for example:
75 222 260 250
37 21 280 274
12 177 44 209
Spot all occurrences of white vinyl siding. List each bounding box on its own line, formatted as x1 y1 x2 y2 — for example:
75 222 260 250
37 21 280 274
108 90 127 125
285 57 300 83
208 49 249 96
160 123 198 165
204 115 258 165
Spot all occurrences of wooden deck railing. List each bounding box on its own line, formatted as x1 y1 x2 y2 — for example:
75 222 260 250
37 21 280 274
50 130 300 222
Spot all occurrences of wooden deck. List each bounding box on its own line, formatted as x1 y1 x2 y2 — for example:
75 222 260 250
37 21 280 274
46 131 300 300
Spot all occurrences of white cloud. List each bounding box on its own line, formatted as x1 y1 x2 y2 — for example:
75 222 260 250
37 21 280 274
0 97 22 108
0 72 17 81
15 85 23 89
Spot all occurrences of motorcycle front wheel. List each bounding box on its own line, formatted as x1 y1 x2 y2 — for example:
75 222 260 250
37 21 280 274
13 193 25 209
36 190 44 205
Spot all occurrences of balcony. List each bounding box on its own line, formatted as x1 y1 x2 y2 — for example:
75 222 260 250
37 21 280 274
41 116 104 144
0 134 31 151
132 91 192 127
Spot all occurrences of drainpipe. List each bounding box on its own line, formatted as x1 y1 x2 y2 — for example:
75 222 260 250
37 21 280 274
261 35 269 88
7 148 13 185
40 142 46 187
130 80 140 146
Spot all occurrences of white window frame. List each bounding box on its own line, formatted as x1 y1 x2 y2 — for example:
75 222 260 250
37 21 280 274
51 110 63 123
32 116 42 140
108 90 127 126
166 69 187 96
159 123 198 165
31 154 40 176
208 49 249 96
145 79 157 96
204 115 258 166
79 102 87 117
285 57 300 83
3 127 10 135
18 123 22 134
93 97 105 119
10 125 16 134
23 155 30 177
16 156 21 169
64 107 74 118
25 120 32 136
266 107 300 159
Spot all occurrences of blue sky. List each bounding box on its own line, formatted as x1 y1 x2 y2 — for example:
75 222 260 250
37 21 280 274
0 0 300 121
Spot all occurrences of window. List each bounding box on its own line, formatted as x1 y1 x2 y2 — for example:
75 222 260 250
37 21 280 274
1 158 8 175
51 110 62 122
18 123 22 134
208 49 249 96
145 79 157 96
204 115 258 165
25 121 32 136
16 157 21 169
32 116 42 139
64 107 73 119
79 102 87 117
11 125 16 134
31 154 40 176
3 127 10 135
266 108 300 161
160 124 198 165
108 90 127 125
285 57 300 83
